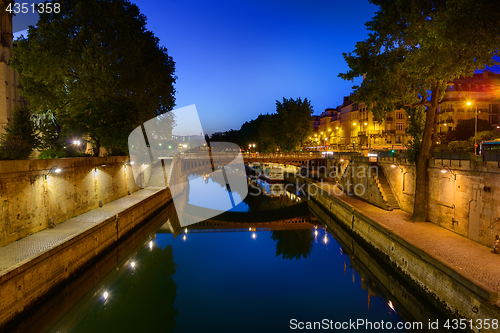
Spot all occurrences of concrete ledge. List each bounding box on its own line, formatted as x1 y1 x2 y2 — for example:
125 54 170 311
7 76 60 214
0 188 172 327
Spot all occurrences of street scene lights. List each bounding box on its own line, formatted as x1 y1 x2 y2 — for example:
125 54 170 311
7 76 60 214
467 101 478 155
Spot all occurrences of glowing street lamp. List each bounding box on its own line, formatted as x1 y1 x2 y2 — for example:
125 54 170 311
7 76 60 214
467 101 478 155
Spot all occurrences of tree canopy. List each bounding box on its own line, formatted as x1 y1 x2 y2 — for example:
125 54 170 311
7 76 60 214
10 0 176 156
339 0 500 221
213 97 313 153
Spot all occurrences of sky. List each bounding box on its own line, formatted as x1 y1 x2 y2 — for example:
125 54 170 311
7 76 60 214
13 0 497 136
131 0 378 134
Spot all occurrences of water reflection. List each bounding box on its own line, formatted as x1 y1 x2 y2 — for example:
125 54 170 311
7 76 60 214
48 237 178 333
271 229 314 260
22 173 456 333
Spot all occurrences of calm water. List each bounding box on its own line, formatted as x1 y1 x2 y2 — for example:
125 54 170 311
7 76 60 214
19 171 449 332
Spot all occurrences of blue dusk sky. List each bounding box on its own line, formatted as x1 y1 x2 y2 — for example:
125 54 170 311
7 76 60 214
133 0 378 134
13 0 499 136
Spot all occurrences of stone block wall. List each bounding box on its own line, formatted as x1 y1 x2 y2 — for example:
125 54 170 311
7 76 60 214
378 157 500 248
0 157 149 247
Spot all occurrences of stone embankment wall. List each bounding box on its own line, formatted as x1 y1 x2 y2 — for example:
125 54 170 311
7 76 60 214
0 188 172 328
323 156 500 248
377 157 500 248
289 175 500 332
0 157 151 247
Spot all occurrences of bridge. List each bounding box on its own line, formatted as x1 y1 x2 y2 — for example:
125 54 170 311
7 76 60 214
158 202 318 236
243 153 325 166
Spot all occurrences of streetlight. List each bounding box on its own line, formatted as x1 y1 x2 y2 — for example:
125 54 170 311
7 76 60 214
467 101 478 155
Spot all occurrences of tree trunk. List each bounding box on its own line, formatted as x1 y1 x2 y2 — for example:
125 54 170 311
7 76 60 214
93 139 101 157
411 82 440 222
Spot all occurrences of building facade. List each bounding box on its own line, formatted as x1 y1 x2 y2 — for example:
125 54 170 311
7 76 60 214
436 71 500 142
313 71 499 152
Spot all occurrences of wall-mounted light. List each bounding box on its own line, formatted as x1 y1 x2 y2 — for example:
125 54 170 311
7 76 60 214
440 166 456 180
45 166 61 180
390 163 403 172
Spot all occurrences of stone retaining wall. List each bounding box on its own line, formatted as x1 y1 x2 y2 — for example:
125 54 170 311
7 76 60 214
0 157 151 247
293 176 500 332
0 188 172 327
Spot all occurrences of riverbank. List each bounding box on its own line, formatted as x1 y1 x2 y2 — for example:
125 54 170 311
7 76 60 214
288 175 500 332
0 187 172 327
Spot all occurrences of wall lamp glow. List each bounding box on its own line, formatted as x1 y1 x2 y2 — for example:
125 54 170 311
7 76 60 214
440 166 456 180
45 166 61 180
390 163 403 172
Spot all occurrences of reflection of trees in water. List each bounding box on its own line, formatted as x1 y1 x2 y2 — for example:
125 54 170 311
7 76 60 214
271 229 314 260
245 180 296 212
73 245 178 333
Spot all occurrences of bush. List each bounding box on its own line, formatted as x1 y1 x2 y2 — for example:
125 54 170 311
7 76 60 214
0 107 39 160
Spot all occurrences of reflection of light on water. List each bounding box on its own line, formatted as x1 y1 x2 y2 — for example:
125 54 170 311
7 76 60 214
130 262 136 268
103 291 109 300
388 300 395 312
252 233 257 239
183 235 187 241
149 241 153 250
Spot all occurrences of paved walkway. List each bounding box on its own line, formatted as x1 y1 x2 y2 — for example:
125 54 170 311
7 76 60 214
0 188 162 276
316 181 500 303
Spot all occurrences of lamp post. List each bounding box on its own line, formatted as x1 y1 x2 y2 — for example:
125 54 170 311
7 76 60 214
467 101 478 155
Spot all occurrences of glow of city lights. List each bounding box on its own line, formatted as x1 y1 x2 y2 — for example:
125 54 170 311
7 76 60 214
130 161 134 165
353 123 356 126
248 227 252 231
103 291 109 300
252 233 257 239
149 240 153 250
183 235 187 241
130 261 136 268
182 144 187 148
314 230 318 236
391 164 397 168
467 101 472 106
184 228 188 233
323 235 328 244
364 122 367 125
388 300 395 311
440 169 448 173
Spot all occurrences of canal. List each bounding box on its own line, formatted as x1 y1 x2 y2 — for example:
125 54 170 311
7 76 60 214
7 171 456 333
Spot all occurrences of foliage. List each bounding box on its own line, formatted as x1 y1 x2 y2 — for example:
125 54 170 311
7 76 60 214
447 118 493 142
0 107 39 160
338 0 500 220
215 97 313 153
274 97 314 152
271 229 314 260
10 0 176 156
404 106 426 163
474 130 500 143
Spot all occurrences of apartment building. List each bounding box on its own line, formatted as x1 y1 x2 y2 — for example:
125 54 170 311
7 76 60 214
436 71 500 141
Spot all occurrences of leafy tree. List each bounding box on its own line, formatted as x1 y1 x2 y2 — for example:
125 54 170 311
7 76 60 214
446 118 493 142
271 229 314 260
339 0 500 221
0 107 39 160
275 97 313 152
10 0 176 156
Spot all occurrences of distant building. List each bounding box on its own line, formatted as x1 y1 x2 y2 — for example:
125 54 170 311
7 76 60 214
0 1 26 134
436 71 500 142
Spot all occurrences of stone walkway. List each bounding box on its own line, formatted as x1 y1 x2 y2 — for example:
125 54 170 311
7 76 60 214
316 181 500 303
0 188 162 276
